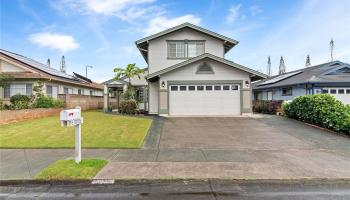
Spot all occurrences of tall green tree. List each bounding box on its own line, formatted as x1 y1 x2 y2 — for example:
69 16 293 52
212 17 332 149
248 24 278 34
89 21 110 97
113 63 144 100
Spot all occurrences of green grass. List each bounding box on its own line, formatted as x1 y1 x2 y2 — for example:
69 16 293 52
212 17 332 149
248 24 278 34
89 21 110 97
0 111 152 148
35 159 107 180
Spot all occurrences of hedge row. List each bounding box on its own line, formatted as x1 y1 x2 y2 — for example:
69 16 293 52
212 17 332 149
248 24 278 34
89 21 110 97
1 94 64 110
283 94 350 134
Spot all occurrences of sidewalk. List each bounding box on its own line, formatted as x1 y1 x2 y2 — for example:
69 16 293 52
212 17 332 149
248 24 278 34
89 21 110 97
0 149 118 180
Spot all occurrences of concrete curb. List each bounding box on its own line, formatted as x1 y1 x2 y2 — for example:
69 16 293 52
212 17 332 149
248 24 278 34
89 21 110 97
1 178 350 186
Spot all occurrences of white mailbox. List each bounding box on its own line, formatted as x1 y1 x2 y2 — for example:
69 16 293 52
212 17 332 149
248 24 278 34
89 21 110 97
60 107 83 163
60 108 83 127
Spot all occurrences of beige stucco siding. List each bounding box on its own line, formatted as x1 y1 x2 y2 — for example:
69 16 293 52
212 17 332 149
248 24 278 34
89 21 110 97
148 81 159 114
0 60 27 72
148 28 225 74
159 59 251 89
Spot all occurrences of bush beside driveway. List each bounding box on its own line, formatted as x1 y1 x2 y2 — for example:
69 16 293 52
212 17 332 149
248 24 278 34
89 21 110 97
0 111 152 148
283 94 350 134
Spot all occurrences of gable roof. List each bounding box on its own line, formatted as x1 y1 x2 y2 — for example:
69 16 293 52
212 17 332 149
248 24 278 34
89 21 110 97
0 49 103 90
102 69 148 86
253 61 350 90
146 53 267 81
135 23 239 63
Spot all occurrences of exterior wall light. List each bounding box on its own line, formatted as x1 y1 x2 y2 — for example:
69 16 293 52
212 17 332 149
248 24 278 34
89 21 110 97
245 80 249 87
161 81 165 88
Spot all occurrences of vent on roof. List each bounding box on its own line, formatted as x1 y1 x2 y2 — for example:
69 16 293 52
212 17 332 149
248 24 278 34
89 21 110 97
196 62 214 74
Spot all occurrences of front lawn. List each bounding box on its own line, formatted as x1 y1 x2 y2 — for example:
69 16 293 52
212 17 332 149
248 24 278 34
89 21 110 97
0 111 152 148
35 159 107 180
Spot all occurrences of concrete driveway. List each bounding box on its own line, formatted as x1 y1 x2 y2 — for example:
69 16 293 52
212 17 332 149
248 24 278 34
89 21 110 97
160 117 312 150
96 115 350 179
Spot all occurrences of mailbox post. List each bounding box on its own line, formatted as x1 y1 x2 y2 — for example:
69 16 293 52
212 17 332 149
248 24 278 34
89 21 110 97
60 107 83 164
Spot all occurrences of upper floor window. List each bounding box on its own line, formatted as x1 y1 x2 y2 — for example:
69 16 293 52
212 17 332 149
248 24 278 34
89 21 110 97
167 40 205 59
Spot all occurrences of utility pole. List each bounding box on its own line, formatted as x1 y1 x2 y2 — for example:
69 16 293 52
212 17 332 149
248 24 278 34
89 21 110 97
86 65 93 78
278 56 286 75
305 54 311 67
60 56 66 73
330 38 335 61
47 58 51 68
267 56 271 76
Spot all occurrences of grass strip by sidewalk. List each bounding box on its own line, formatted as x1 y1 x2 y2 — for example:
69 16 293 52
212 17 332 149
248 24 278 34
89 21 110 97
35 159 107 180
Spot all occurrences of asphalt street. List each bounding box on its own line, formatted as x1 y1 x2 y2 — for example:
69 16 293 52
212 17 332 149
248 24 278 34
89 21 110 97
1 179 350 200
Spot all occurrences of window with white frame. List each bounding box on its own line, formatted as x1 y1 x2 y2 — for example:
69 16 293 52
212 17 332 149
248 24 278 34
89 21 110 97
3 83 32 98
167 41 205 59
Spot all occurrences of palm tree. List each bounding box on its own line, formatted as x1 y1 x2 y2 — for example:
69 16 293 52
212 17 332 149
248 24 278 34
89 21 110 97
113 63 144 100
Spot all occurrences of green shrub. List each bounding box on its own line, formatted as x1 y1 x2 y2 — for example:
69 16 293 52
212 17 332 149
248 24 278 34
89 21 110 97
253 100 284 114
0 100 5 110
10 94 31 109
119 100 138 114
35 96 64 108
282 94 350 134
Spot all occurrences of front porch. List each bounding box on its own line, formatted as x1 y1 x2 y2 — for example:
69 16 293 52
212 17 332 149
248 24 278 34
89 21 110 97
103 83 148 113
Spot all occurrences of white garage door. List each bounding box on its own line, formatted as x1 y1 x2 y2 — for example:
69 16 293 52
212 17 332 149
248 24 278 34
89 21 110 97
169 84 241 115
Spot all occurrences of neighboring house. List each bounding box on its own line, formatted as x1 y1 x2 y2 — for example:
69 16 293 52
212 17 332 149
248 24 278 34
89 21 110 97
252 61 350 105
129 23 267 116
102 70 148 110
0 49 103 104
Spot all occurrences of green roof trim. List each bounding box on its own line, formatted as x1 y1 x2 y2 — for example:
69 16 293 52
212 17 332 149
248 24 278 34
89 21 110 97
146 53 268 80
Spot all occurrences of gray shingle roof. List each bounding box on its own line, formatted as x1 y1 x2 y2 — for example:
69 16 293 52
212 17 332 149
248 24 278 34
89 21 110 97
253 61 350 90
1 49 74 79
1 49 103 89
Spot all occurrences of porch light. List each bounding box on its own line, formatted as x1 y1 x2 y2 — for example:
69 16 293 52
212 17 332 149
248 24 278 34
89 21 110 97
245 80 249 87
161 81 165 88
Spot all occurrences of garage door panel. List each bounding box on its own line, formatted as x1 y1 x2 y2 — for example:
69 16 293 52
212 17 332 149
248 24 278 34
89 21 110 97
169 84 240 115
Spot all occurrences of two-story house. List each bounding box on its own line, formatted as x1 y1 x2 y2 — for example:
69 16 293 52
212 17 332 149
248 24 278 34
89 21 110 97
133 23 267 116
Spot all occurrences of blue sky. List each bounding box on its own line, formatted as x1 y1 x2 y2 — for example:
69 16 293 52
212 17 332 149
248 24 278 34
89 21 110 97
1 0 350 82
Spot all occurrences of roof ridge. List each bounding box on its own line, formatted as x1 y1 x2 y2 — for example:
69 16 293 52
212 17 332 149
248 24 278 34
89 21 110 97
0 48 60 71
262 60 342 80
136 23 238 44
0 48 74 79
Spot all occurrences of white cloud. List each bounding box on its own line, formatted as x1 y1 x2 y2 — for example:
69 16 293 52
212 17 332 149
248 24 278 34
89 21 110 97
145 15 201 36
57 0 161 21
226 4 242 24
249 5 262 16
28 32 79 52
